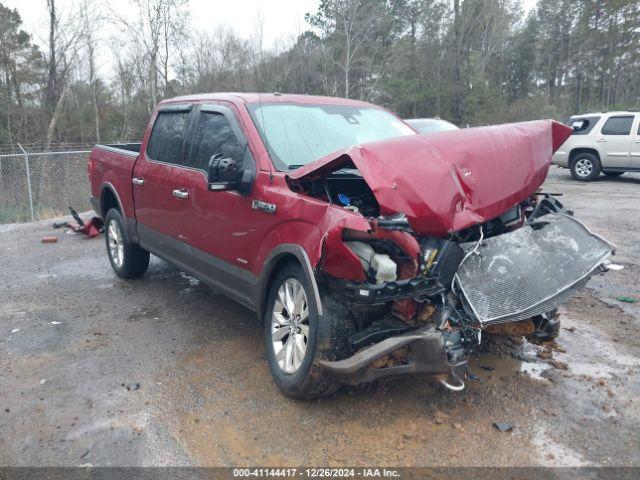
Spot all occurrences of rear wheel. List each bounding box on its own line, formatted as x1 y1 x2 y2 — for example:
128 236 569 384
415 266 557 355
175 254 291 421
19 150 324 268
104 209 150 279
570 153 601 181
264 263 353 399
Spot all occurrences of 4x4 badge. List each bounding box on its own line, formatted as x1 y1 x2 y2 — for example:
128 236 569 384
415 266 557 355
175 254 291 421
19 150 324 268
252 200 276 214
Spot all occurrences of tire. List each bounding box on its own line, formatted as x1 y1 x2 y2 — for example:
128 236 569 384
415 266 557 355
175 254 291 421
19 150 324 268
104 208 150 279
570 153 601 181
264 263 354 399
603 171 624 177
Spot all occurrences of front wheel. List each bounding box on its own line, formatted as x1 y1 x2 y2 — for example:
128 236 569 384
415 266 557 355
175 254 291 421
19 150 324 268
264 263 353 399
104 209 150 279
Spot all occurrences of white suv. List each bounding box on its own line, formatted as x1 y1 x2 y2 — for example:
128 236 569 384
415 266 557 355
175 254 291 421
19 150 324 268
552 111 640 181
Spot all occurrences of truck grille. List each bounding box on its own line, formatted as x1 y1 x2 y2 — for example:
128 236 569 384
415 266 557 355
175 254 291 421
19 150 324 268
454 214 613 325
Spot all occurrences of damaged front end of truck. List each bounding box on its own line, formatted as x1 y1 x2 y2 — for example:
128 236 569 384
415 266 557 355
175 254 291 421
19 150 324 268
287 120 615 391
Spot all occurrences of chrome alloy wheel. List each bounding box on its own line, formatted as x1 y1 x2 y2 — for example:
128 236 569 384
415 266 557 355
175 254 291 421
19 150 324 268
271 278 310 374
107 219 124 269
575 158 593 177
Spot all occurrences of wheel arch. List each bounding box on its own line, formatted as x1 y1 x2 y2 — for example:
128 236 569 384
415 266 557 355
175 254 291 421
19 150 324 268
569 147 601 165
100 182 139 243
256 244 323 323
100 183 125 218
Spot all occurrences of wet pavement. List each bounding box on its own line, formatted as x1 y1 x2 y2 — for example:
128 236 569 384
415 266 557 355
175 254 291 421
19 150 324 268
0 168 639 467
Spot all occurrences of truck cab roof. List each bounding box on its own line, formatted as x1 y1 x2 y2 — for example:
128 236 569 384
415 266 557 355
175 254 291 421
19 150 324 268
161 92 375 108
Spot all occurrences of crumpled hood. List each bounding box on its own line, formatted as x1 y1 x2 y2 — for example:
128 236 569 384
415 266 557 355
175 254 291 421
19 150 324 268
287 120 572 236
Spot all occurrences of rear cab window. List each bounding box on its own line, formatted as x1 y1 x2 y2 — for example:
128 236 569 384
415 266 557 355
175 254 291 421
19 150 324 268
600 116 634 136
146 111 190 164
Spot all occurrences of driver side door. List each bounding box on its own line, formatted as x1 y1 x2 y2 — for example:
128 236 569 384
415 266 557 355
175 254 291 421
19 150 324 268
172 104 262 307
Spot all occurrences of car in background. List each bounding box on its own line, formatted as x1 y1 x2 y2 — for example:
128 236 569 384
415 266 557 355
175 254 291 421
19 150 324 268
405 117 459 134
552 111 640 181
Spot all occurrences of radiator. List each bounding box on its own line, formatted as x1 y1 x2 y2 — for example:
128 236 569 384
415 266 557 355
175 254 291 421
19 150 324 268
454 214 614 325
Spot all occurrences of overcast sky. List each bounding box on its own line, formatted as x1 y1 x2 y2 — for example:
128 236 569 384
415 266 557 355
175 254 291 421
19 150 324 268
4 0 319 49
6 0 539 50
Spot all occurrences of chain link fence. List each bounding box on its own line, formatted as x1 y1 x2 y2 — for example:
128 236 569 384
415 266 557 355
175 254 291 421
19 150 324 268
0 144 93 224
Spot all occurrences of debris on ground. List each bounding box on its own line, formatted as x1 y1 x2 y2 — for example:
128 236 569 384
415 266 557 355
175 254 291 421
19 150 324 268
52 207 104 238
49 321 62 325
123 382 141 391
493 422 514 432
564 326 576 332
537 350 553 360
402 424 418 439
432 410 449 425
479 364 495 371
616 296 639 303
550 360 569 370
452 422 462 430
11 328 20 334
41 236 58 244
606 263 624 271
467 372 481 381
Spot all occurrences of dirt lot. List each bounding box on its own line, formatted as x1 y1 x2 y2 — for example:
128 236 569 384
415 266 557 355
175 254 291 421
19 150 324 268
1 167 639 468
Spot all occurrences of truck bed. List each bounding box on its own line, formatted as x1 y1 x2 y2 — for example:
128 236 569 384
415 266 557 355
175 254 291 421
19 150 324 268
97 143 142 156
89 143 141 221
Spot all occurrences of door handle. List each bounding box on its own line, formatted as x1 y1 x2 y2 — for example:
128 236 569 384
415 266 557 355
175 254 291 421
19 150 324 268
132 177 144 186
596 138 607 143
172 189 189 199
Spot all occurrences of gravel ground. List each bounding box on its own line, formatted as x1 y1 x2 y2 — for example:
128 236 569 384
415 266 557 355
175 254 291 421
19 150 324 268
0 167 639 467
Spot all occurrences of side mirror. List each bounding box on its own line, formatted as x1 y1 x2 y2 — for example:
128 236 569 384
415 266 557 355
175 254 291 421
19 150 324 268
207 154 242 191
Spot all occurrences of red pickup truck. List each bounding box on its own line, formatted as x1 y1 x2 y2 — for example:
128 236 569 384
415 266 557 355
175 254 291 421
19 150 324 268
88 93 614 398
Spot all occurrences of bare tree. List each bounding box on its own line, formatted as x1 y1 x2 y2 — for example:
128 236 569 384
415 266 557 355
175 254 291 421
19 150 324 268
43 0 81 146
122 0 189 111
80 0 103 142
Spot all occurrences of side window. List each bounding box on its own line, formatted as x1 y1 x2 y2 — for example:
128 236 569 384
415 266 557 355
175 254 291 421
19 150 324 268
601 116 633 136
569 116 600 135
185 112 243 171
146 111 190 164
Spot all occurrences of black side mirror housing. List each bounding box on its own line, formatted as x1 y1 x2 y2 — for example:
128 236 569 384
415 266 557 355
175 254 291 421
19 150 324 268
208 154 244 191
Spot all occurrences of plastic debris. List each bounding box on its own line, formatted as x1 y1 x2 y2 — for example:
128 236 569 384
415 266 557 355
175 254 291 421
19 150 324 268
616 296 638 303
52 207 104 238
337 193 350 206
11 328 20 334
550 359 568 370
493 422 514 432
49 321 62 325
41 236 58 244
606 263 624 271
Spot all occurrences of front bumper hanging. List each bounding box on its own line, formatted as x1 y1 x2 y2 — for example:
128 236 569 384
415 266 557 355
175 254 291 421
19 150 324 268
319 326 468 384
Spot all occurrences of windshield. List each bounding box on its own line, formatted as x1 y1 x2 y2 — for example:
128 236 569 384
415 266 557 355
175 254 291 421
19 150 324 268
405 118 459 134
248 103 415 170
